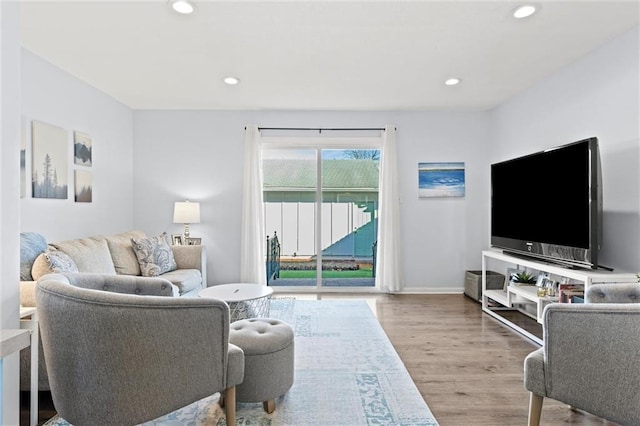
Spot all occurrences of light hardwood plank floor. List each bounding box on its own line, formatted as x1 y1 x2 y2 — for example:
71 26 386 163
282 292 619 426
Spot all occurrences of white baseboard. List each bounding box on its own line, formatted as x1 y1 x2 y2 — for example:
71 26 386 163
396 287 465 295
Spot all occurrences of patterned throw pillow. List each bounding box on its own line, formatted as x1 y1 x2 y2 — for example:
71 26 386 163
31 250 79 280
45 251 79 273
131 232 177 277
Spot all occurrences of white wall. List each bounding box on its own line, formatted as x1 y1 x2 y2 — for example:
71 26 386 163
20 49 135 242
489 26 640 273
1 2 22 424
133 110 491 291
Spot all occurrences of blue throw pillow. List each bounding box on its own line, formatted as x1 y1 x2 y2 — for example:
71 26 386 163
20 232 47 281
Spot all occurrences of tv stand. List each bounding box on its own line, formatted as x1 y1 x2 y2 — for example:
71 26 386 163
481 249 636 345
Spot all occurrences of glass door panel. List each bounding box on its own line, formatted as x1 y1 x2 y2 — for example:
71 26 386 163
320 149 379 288
263 149 317 287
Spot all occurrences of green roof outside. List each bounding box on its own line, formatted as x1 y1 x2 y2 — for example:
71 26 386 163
263 159 379 190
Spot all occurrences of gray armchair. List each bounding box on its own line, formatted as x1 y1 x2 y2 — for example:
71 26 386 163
524 283 640 426
36 273 244 426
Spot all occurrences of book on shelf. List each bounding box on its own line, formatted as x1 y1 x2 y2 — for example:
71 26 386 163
558 283 584 303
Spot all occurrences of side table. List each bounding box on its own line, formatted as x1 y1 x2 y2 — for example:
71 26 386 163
20 307 38 426
198 284 273 322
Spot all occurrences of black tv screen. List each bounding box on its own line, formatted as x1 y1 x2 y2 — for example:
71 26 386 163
491 137 602 269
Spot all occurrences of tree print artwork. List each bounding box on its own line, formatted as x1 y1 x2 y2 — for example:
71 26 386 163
32 120 68 199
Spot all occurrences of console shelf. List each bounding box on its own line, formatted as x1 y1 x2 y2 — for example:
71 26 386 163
481 249 637 345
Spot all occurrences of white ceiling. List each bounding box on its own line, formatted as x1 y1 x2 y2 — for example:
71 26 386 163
20 1 640 111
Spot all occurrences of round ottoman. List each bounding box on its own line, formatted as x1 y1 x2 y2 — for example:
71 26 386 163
229 318 295 413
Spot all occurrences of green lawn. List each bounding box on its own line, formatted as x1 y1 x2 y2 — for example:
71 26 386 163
280 269 373 279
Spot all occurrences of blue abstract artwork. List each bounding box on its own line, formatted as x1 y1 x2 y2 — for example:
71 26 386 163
418 162 465 198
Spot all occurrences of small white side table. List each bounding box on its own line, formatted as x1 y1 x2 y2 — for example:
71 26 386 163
198 283 273 322
20 307 39 426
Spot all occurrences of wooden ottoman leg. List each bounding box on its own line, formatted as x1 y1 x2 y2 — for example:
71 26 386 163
263 399 276 414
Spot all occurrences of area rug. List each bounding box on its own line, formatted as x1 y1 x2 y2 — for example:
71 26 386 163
45 299 438 426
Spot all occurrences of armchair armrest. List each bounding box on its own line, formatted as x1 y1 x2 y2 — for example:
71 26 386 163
586 283 640 303
172 245 207 284
532 303 640 425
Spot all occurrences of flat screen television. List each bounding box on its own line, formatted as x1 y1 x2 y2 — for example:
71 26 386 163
491 137 602 270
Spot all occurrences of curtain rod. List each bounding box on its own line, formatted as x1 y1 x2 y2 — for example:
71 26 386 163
245 126 393 132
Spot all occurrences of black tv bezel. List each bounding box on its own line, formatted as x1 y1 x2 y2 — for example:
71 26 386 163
490 137 602 270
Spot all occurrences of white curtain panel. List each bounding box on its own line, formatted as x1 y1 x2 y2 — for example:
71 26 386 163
240 125 267 285
375 125 404 293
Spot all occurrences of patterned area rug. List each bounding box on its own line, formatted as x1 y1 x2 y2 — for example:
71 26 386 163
45 299 438 426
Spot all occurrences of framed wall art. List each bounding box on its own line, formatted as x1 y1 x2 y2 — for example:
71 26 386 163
32 120 68 199
74 170 92 202
74 131 92 166
418 162 465 198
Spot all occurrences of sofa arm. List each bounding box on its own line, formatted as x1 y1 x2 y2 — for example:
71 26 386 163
586 283 640 303
539 303 640 425
172 245 207 284
20 281 37 307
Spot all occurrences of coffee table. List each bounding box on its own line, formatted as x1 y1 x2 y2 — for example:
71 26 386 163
199 283 273 322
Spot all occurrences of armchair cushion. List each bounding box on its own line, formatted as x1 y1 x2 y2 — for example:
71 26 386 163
132 232 177 277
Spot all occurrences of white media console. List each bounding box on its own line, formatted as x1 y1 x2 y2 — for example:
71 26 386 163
481 249 637 344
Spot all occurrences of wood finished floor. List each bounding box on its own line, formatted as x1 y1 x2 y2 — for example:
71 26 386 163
21 293 618 426
290 292 619 426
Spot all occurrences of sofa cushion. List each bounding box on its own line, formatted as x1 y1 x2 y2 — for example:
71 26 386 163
131 232 177 277
105 230 147 275
31 250 79 280
159 269 202 295
51 237 116 275
20 232 47 281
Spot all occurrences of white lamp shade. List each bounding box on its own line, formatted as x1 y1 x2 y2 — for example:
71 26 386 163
173 201 201 224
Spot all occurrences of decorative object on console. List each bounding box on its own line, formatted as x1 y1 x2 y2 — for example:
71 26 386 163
131 232 178 277
185 237 201 246
513 271 537 285
171 234 184 245
418 162 465 198
31 120 68 200
173 200 200 238
74 170 92 203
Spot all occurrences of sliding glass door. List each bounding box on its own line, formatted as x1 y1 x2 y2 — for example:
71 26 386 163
263 146 379 289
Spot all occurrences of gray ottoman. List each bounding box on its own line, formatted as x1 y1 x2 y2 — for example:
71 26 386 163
229 318 295 413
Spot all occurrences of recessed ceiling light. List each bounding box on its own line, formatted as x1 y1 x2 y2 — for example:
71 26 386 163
170 0 195 15
224 77 240 85
513 5 537 19
445 78 461 86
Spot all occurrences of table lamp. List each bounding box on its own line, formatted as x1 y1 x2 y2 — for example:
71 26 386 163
173 201 200 238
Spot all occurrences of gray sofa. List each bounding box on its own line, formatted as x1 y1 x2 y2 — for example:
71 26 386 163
20 230 207 391
524 283 640 426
